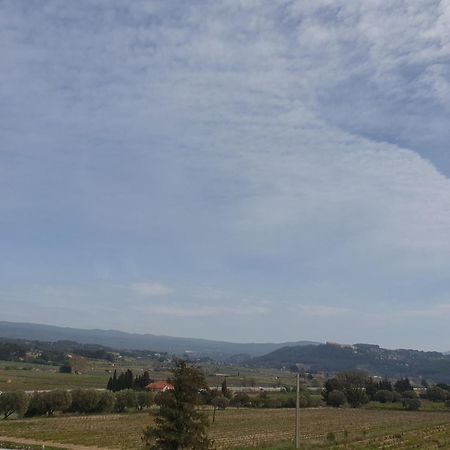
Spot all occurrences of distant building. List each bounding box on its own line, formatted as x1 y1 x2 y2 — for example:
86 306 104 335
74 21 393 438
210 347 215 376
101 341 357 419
146 381 174 392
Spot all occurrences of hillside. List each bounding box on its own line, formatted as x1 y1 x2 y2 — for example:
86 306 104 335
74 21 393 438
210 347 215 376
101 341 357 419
0 321 319 360
252 342 450 382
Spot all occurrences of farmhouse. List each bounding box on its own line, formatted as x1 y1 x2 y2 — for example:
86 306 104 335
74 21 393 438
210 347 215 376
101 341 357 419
146 381 174 392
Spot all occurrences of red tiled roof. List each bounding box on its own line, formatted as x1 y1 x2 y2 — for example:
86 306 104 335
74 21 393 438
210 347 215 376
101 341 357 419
146 381 174 391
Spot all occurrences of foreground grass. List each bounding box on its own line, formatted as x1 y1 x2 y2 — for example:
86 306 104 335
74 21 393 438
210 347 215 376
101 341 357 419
1 408 450 449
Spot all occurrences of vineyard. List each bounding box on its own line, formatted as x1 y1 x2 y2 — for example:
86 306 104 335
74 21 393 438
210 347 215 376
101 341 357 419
1 408 450 449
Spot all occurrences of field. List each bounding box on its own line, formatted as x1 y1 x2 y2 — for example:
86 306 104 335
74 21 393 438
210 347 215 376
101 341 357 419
0 360 308 392
1 408 450 449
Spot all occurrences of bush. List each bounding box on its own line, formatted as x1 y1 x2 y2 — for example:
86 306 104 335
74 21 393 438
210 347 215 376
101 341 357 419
426 386 448 402
97 390 116 412
402 397 421 410
0 391 29 419
61 389 116 414
401 391 420 410
115 389 137 412
402 390 418 399
374 390 394 403
26 392 47 416
230 392 251 408
212 395 229 410
26 390 71 416
136 391 154 411
59 365 72 373
70 389 101 413
327 390 347 407
345 388 369 408
46 390 72 415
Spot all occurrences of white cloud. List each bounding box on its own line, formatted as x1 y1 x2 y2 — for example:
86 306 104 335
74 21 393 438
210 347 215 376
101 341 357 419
1 1 450 346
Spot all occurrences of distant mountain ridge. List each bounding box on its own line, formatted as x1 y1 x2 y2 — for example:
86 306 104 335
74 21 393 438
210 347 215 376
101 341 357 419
252 342 450 382
0 321 319 359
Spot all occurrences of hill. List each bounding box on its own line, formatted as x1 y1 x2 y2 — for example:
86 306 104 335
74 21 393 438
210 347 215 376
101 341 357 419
252 342 450 382
0 321 319 360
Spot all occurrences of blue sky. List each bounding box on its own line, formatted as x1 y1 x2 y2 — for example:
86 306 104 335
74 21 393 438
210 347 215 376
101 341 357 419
2 0 450 350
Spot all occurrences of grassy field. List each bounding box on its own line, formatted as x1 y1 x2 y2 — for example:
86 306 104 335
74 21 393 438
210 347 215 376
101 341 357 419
0 360 306 392
1 408 450 449
0 361 110 391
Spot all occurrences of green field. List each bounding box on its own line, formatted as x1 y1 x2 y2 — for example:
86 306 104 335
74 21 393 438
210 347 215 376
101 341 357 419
0 361 110 391
0 360 306 392
1 408 450 449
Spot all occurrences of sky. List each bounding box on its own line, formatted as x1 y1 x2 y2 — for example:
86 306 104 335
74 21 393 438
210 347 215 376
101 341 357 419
2 1 450 351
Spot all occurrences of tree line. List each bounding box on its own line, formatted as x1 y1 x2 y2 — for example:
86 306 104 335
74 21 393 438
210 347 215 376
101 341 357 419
106 368 152 391
0 388 155 419
322 371 450 410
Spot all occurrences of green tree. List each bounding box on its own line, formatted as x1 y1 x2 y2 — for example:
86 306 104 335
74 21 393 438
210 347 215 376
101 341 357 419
212 394 229 410
374 390 394 403
27 390 71 416
70 389 101 413
401 390 421 410
345 387 369 408
221 378 231 399
115 389 137 412
136 391 154 411
394 378 413 393
327 390 346 407
143 360 210 450
230 392 251 408
322 378 343 403
44 390 72 415
0 391 29 419
26 392 47 416
426 386 448 402
97 390 116 412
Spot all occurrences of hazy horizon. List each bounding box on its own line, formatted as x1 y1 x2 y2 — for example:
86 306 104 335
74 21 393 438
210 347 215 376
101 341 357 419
2 1 450 350
2 319 449 354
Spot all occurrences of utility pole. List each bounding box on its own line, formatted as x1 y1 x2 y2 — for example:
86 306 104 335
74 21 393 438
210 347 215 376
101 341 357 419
295 372 300 448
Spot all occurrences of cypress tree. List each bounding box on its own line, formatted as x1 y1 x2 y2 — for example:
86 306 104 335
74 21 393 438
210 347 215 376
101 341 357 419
143 360 210 450
112 369 118 392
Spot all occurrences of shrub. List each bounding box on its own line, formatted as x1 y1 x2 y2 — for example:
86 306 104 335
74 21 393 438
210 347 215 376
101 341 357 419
345 388 369 408
26 390 71 416
426 386 448 402
402 397 421 411
230 392 251 408
374 390 394 403
26 392 47 416
115 389 137 412
46 390 72 415
327 390 346 407
212 395 229 410
401 391 420 410
97 390 116 412
136 391 154 411
70 389 101 413
0 391 29 419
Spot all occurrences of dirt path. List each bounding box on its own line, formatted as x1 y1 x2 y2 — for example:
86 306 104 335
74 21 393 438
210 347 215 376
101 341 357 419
0 435 117 450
